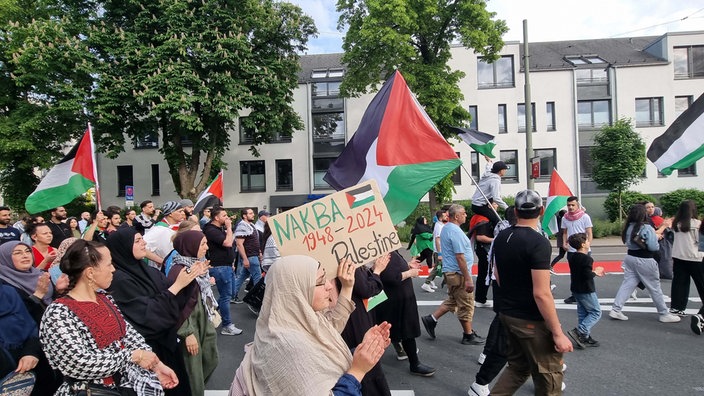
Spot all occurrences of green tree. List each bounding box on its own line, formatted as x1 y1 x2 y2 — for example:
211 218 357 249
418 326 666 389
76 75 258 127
591 118 646 222
0 0 95 211
336 0 507 208
4 0 316 204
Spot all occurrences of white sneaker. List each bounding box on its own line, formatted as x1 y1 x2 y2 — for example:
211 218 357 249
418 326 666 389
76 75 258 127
562 381 566 391
629 290 638 301
421 283 435 293
562 363 567 372
659 313 681 323
468 382 490 396
429 280 438 289
221 324 243 335
609 310 628 321
477 352 486 365
475 301 493 308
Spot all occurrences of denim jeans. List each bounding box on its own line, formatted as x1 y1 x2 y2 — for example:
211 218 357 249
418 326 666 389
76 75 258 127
573 292 602 336
233 256 262 299
209 265 233 327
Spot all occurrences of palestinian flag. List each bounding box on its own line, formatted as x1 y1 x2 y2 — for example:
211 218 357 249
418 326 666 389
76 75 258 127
541 169 573 236
451 126 496 158
647 92 704 175
194 170 223 215
25 128 97 214
323 71 462 224
345 184 375 208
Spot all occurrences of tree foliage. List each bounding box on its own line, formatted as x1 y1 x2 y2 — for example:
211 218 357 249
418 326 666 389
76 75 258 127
336 0 507 198
591 118 646 221
2 0 316 205
659 188 704 217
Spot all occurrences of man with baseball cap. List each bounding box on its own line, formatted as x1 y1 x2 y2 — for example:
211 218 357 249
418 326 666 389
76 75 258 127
489 190 572 395
471 158 510 228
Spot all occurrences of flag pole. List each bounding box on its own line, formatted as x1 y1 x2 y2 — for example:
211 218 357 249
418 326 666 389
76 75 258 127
87 123 102 211
459 164 501 220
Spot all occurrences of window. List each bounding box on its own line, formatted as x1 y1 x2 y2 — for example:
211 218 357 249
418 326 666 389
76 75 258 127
469 106 478 130
577 100 611 129
635 97 664 127
450 152 461 185
498 104 507 134
312 82 341 97
674 46 704 79
276 159 293 191
477 56 514 89
678 164 697 177
517 103 536 132
312 78 345 157
533 149 556 179
313 158 335 189
151 164 160 196
675 96 693 117
499 150 518 182
239 116 291 144
240 161 266 192
313 113 345 141
312 69 345 79
579 147 593 179
546 102 556 131
117 166 133 197
135 133 158 149
470 152 480 180
565 55 606 66
575 68 608 84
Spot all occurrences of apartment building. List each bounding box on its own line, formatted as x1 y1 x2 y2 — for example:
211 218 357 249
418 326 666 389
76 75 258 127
97 30 704 218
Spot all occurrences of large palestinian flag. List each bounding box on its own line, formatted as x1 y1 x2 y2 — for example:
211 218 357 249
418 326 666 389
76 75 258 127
541 169 573 236
25 128 97 214
648 92 704 175
324 71 462 224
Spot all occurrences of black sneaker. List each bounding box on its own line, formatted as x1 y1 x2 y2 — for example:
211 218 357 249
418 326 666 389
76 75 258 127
421 315 437 339
461 331 485 345
563 296 576 304
567 328 585 349
393 342 408 360
669 308 686 316
581 335 600 347
410 363 436 377
691 314 704 335
231 297 243 304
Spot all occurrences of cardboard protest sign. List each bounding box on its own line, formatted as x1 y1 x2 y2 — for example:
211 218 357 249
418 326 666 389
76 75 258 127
269 180 401 278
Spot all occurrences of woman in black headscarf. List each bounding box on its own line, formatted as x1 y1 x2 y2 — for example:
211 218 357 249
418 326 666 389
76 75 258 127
168 230 217 396
407 217 434 267
105 227 199 395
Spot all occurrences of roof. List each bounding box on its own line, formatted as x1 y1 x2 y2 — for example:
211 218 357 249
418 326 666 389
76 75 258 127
522 36 668 71
297 53 344 83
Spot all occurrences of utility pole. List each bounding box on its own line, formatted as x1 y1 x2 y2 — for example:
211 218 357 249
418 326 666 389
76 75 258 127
523 19 534 190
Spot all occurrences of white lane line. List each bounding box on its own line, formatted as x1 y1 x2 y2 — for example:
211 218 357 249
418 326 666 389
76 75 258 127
205 391 415 395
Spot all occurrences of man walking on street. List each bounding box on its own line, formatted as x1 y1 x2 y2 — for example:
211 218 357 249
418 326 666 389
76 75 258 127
561 196 593 304
203 207 243 335
421 209 447 292
491 190 573 395
422 204 484 345
232 208 263 303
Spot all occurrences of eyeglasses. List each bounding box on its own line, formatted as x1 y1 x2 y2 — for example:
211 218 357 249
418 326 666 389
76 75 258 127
11 248 32 256
315 269 327 287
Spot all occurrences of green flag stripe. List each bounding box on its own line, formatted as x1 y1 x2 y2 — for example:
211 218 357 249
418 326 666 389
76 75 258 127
25 174 94 214
541 196 569 236
658 143 704 175
384 159 462 224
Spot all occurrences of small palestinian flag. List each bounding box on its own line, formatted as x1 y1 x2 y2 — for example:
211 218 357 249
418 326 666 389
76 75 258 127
648 93 704 175
25 128 97 214
451 126 497 158
541 169 574 236
345 184 375 208
324 71 461 224
194 171 223 214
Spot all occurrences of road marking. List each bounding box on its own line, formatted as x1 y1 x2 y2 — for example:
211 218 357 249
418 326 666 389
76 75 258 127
205 391 415 395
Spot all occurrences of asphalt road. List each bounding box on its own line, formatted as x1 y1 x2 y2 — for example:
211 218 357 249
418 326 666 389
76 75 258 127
205 244 704 395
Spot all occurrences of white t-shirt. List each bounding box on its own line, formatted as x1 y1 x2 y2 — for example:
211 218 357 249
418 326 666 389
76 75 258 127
561 214 593 253
432 221 445 252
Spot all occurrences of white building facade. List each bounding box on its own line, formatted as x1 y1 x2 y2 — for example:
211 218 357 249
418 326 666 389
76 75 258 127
96 31 704 219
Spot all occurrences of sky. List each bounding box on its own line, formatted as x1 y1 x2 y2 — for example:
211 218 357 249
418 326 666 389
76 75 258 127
287 0 704 54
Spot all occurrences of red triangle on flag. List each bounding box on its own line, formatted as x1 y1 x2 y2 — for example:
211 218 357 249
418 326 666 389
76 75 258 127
376 71 459 166
548 169 573 197
71 129 96 182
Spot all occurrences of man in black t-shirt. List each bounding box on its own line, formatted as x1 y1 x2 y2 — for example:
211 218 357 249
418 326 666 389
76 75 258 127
46 207 71 248
491 190 572 396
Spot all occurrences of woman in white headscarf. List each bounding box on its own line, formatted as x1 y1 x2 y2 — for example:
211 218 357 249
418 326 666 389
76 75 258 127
229 256 390 396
